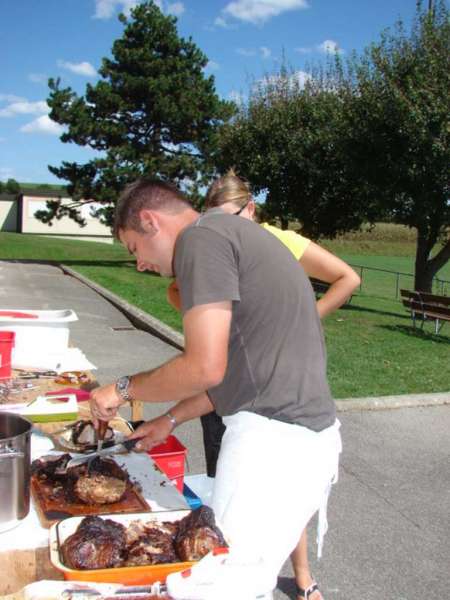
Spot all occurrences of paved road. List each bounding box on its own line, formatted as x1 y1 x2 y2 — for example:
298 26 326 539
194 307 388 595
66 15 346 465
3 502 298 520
1 259 448 600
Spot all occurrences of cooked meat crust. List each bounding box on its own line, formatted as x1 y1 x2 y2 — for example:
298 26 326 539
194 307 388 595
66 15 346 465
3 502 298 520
71 420 114 449
31 455 130 505
175 506 227 561
61 516 126 570
60 507 227 571
74 474 127 504
66 457 129 505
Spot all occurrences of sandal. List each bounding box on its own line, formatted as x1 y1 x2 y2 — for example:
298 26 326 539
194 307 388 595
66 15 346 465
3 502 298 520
296 581 323 600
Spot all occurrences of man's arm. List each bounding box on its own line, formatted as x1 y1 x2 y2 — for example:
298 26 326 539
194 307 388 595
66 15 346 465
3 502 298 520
127 392 215 451
90 301 232 421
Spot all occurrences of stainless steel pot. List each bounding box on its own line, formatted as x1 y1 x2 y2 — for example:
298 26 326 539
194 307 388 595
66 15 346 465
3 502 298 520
0 412 32 532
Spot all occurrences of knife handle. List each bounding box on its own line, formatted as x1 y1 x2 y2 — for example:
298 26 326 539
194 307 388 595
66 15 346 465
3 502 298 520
122 437 142 451
97 420 109 441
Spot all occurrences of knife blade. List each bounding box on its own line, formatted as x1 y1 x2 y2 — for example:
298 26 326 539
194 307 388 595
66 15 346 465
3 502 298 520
96 419 109 454
67 438 141 468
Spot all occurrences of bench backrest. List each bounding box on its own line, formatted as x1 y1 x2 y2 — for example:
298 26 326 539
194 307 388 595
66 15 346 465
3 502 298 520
400 289 450 318
310 277 330 294
400 289 450 307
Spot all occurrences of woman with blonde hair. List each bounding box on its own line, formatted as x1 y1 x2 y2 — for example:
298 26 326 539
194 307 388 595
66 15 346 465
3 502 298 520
167 170 359 600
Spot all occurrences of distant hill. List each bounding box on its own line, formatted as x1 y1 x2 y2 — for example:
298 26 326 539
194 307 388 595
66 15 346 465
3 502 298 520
19 182 67 192
19 181 67 194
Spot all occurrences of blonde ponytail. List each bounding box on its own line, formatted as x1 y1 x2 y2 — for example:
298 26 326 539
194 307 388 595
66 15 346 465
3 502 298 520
205 169 252 209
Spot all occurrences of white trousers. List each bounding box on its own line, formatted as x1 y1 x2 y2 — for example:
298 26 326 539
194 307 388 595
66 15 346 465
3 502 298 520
211 412 342 593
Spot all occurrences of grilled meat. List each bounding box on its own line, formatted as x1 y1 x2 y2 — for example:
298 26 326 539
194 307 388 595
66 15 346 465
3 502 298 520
32 454 130 505
60 508 226 570
61 516 126 570
71 419 114 449
31 453 71 482
125 528 177 566
66 457 129 505
175 506 227 561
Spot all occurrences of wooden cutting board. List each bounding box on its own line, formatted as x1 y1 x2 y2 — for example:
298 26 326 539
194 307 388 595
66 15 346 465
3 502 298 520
31 475 150 528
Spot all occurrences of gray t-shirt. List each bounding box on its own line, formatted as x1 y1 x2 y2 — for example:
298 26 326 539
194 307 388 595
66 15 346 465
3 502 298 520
174 209 335 432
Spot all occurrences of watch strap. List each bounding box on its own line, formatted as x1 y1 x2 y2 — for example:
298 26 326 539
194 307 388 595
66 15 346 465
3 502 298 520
165 410 177 431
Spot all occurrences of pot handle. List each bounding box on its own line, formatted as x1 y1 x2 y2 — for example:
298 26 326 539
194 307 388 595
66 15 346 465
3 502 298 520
0 447 24 460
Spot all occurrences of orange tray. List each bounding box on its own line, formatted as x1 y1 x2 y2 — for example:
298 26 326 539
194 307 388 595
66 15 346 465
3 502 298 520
49 510 195 585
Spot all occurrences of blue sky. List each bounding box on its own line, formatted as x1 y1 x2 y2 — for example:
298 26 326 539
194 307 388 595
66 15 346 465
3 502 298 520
0 0 429 185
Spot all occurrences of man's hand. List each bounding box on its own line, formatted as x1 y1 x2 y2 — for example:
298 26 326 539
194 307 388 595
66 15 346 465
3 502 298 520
90 383 127 425
127 416 174 451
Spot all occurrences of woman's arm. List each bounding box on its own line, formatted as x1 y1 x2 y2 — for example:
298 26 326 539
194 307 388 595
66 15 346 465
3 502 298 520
167 280 182 311
299 241 360 318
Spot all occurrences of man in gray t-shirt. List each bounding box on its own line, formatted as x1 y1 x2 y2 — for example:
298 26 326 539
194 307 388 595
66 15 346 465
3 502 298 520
175 208 335 431
90 179 341 598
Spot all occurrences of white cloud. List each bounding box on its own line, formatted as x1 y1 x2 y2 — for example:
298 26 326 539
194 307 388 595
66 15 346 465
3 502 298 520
259 69 311 90
214 16 229 28
318 39 343 54
237 47 257 57
20 115 64 136
28 73 48 84
167 2 185 16
95 0 185 19
229 90 246 104
93 0 138 19
0 100 48 118
294 40 344 55
206 60 220 70
219 0 308 26
0 94 26 103
57 60 97 77
0 167 15 180
236 46 271 58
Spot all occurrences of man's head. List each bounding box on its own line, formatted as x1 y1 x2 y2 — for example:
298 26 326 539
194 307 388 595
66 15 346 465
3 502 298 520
115 178 197 277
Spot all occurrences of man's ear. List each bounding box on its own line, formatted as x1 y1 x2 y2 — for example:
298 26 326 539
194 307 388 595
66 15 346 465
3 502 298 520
139 209 159 234
247 200 256 219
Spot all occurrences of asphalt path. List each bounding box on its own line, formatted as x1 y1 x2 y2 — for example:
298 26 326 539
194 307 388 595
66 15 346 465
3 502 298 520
1 259 448 600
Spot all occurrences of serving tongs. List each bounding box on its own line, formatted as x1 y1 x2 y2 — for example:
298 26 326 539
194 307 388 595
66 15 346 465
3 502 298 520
66 437 141 468
61 582 167 598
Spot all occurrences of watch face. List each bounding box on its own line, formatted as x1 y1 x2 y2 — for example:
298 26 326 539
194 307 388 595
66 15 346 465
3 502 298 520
117 376 130 397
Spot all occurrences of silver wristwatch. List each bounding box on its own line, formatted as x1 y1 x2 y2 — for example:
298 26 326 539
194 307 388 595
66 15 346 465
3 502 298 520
116 375 133 402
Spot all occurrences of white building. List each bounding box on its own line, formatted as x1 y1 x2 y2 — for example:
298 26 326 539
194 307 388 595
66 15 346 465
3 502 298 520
0 190 112 241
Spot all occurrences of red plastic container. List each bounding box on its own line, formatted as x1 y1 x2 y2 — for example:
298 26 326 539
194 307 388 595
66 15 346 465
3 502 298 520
0 331 15 379
148 435 187 493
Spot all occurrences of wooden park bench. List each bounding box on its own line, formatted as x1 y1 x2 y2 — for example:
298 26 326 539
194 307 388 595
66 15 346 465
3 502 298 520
400 289 450 334
309 277 354 304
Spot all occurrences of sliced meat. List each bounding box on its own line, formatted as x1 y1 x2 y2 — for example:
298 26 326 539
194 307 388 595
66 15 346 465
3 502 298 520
66 457 129 505
71 420 114 448
75 473 127 504
125 528 177 566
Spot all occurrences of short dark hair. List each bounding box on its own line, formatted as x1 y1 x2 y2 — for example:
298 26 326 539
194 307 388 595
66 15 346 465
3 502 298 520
114 178 191 238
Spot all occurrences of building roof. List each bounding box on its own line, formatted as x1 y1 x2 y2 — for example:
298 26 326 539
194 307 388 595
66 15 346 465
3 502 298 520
20 189 66 198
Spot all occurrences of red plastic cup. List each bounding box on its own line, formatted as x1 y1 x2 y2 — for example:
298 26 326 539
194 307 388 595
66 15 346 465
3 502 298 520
0 331 15 379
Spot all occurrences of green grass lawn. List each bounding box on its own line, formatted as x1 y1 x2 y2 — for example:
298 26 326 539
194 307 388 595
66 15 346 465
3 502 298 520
1 231 449 398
